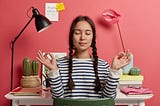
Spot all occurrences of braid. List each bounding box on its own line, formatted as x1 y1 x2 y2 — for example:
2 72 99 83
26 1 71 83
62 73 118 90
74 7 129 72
68 48 75 90
92 42 101 92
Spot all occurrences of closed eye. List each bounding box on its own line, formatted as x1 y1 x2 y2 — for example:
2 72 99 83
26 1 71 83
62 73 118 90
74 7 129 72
86 30 92 35
74 29 81 35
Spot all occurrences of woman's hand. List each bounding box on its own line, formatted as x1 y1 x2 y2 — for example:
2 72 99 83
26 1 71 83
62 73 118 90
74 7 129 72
111 51 131 70
36 50 58 71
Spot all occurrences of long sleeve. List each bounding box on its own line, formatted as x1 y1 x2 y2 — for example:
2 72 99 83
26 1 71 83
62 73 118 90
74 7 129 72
101 65 122 98
102 75 119 98
49 70 64 98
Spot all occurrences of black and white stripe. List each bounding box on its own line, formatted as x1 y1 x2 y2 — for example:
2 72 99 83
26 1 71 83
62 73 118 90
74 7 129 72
49 56 119 99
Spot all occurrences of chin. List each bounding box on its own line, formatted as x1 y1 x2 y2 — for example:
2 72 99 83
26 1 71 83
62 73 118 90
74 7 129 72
77 47 90 51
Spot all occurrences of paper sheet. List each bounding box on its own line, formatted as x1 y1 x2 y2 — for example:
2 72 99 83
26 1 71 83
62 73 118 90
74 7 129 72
45 3 58 21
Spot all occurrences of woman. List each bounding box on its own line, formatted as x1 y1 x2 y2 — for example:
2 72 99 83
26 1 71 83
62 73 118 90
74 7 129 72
37 16 130 99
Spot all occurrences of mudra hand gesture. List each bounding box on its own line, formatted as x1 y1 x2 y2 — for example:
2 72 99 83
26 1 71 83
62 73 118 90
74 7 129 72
36 50 58 71
111 51 131 70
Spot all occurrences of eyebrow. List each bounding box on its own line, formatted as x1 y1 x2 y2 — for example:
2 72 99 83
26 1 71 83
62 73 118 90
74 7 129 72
74 29 92 32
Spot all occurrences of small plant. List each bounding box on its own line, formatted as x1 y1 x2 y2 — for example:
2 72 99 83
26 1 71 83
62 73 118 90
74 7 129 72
21 57 41 88
129 67 141 75
22 58 39 76
32 60 39 76
23 57 32 76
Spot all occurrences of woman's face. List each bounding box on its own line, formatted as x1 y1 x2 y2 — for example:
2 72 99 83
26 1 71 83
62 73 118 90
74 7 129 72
73 21 93 52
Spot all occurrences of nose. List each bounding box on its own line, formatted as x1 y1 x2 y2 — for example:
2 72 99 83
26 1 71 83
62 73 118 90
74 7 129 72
80 32 85 40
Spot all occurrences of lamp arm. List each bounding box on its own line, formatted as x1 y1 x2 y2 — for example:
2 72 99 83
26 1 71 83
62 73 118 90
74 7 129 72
10 15 34 91
11 16 34 45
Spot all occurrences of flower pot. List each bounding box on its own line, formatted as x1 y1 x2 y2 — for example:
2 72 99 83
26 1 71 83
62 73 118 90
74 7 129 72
20 76 41 88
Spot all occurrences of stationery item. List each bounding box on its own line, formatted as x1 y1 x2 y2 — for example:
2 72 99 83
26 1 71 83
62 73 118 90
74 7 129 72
45 3 59 21
56 2 65 11
120 86 153 95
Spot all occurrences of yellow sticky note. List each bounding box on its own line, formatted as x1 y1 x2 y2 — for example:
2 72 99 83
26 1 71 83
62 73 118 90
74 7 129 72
56 2 65 11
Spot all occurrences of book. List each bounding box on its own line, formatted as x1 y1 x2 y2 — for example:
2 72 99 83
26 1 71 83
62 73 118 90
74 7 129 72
118 80 142 88
11 87 42 96
120 75 144 81
119 80 142 85
119 75 143 88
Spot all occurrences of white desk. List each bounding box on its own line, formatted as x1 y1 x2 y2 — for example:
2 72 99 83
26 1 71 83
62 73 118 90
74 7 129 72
5 89 153 106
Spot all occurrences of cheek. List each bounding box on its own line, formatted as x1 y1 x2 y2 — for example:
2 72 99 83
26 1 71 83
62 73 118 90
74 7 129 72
87 37 93 44
73 37 79 46
73 34 79 40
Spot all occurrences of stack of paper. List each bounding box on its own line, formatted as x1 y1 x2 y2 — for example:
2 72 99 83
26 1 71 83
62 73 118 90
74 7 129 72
119 75 144 88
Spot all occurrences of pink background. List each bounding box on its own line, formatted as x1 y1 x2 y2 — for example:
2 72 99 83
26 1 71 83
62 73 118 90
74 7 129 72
0 0 159 105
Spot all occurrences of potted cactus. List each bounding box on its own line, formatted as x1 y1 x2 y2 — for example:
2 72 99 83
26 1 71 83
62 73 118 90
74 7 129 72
20 57 41 88
32 60 39 76
129 67 141 76
23 57 32 76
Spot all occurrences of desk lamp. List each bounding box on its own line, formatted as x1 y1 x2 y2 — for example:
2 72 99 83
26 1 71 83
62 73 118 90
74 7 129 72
10 7 52 91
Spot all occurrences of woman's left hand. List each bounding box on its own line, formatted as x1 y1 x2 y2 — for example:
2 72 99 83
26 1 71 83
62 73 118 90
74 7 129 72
111 51 131 70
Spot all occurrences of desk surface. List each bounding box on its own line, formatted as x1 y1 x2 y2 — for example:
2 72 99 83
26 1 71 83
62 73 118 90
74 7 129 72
5 89 153 106
5 89 153 100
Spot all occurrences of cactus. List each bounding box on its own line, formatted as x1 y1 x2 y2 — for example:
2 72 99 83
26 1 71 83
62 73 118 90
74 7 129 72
23 57 32 76
129 67 141 75
32 60 39 76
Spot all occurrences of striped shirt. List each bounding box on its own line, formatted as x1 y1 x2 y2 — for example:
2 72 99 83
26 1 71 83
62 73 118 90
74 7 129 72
49 56 120 99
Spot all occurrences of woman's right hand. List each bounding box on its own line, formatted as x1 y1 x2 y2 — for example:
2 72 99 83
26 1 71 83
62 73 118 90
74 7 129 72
36 50 58 71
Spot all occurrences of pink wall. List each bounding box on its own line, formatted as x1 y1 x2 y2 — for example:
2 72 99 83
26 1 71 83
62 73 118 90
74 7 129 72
1 0 159 105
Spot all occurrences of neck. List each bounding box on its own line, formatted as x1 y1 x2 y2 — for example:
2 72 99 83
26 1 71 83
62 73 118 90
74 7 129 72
73 51 91 59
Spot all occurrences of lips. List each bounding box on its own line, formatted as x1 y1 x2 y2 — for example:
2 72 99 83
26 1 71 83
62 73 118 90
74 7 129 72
79 42 87 45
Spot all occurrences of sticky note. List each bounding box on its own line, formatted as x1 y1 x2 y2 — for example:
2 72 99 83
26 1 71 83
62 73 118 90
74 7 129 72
56 2 65 11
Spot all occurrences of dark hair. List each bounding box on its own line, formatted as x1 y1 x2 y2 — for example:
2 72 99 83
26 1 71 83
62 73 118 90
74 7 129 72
68 16 101 92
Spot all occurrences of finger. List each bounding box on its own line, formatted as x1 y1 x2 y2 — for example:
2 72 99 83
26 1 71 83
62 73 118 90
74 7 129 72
37 52 43 60
125 56 130 61
117 52 125 59
44 53 49 59
49 53 56 63
37 50 44 59
49 53 55 59
38 50 43 56
123 56 130 64
125 50 131 57
125 52 131 60
36 57 44 64
119 51 124 55
126 58 130 64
